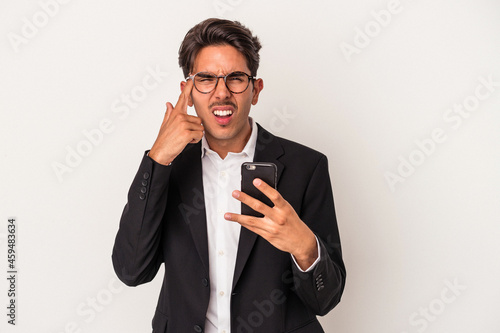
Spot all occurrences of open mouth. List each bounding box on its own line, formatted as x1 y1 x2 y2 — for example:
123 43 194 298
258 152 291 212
213 110 233 117
212 108 234 125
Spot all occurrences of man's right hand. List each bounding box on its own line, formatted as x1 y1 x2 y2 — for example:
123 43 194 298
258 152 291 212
149 79 204 165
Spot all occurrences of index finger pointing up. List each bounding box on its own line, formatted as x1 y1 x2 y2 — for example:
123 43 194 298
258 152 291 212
175 79 194 113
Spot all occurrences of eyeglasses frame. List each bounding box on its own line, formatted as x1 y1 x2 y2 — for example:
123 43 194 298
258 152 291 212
186 71 256 94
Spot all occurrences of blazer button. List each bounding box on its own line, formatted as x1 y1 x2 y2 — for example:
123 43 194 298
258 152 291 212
202 278 209 287
141 180 148 186
143 172 150 179
194 325 203 332
140 187 147 193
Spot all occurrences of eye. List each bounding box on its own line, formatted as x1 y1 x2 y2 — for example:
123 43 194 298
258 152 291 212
227 73 246 82
195 73 216 83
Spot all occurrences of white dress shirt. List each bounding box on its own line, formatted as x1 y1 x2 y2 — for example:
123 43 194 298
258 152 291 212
202 119 320 333
202 119 257 333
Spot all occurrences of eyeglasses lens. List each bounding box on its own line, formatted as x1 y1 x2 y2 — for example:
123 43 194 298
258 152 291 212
193 72 250 93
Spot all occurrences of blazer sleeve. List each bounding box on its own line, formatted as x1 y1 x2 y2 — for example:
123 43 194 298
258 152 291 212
291 154 346 316
112 152 172 286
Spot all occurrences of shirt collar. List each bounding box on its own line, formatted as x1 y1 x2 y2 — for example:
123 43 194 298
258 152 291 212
201 117 258 160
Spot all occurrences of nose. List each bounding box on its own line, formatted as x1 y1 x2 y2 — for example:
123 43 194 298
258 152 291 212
213 76 231 99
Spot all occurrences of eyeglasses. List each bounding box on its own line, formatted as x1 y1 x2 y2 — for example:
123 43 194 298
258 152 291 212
186 71 256 94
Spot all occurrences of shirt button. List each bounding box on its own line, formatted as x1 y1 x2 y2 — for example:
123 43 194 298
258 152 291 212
219 291 225 296
218 250 224 256
220 171 226 177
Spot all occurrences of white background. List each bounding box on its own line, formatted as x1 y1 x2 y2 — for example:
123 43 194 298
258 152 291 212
1 0 499 332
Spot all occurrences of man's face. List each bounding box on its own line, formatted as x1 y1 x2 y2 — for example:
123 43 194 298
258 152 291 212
181 45 263 151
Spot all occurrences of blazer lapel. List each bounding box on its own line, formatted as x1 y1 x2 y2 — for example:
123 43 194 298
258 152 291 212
232 124 284 290
175 142 210 274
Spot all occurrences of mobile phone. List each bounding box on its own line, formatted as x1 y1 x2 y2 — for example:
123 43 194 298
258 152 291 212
241 162 277 217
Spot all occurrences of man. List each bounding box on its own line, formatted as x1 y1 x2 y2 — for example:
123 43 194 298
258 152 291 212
112 18 345 333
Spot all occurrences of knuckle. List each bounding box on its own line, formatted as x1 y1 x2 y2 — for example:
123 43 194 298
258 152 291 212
275 216 286 226
253 201 264 211
268 225 279 236
246 217 256 227
270 192 281 202
176 115 189 125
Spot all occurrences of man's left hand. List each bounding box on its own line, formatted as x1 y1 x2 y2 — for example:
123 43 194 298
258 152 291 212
224 178 318 270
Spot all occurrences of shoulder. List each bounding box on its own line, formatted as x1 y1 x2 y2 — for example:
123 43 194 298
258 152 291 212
257 123 327 163
277 136 325 159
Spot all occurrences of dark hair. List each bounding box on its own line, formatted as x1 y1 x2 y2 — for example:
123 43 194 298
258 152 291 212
178 18 262 78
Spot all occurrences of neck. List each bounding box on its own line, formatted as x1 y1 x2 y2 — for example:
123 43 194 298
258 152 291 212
206 122 252 159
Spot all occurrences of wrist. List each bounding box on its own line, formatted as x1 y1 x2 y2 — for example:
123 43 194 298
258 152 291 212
148 149 174 166
292 232 318 269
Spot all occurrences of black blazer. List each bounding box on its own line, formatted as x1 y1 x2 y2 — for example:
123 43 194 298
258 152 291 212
112 124 346 333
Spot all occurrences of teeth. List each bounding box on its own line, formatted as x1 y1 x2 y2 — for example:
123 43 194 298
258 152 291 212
213 110 233 117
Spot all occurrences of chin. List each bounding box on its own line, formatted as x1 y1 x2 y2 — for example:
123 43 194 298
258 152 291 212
207 131 236 141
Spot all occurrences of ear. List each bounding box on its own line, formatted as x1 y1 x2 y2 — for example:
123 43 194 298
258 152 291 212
180 81 194 107
251 78 264 105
